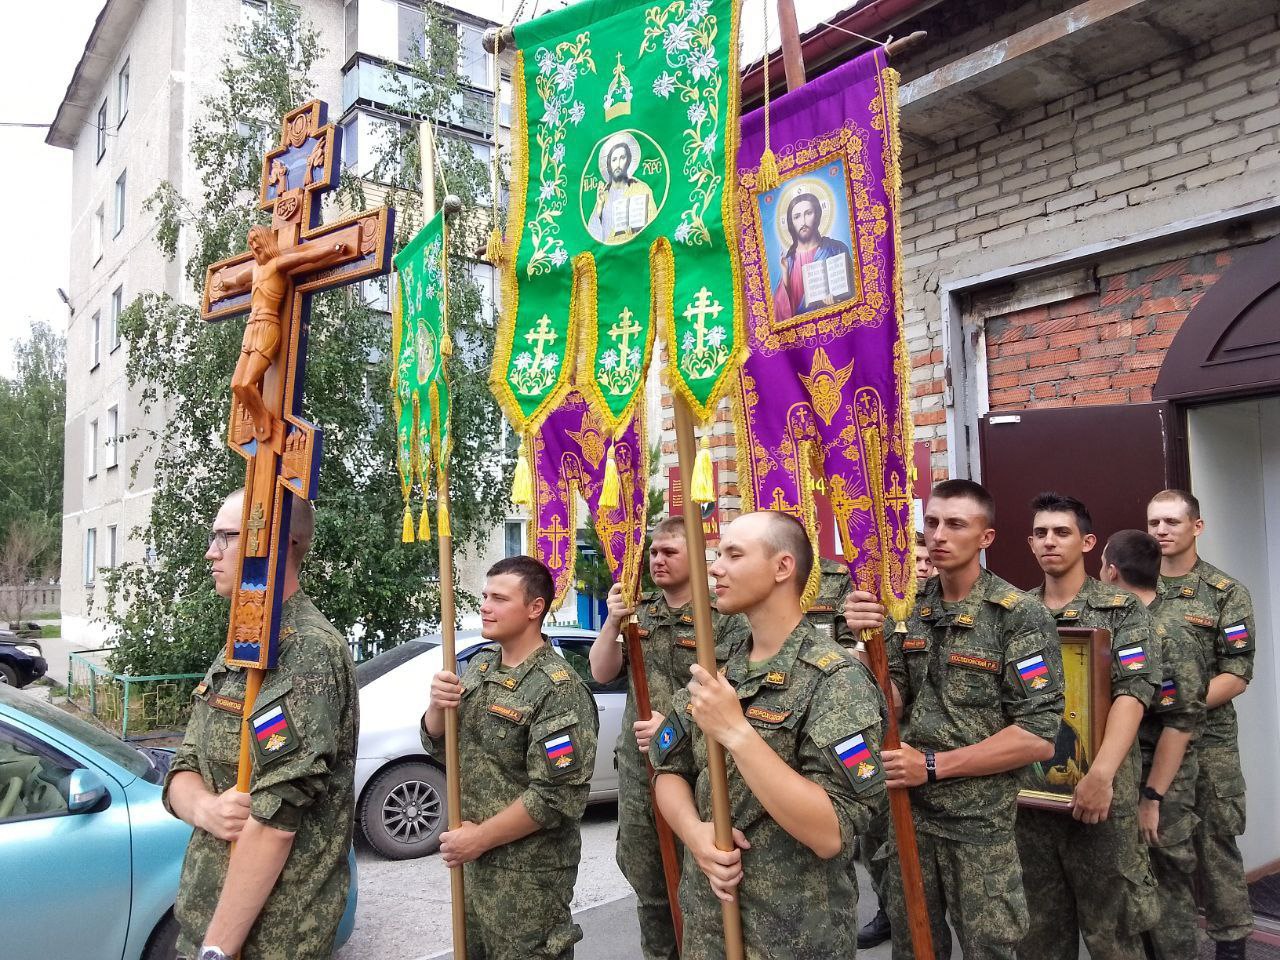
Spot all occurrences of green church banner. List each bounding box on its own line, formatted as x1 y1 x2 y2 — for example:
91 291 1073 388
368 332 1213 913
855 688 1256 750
491 0 744 435
392 212 451 540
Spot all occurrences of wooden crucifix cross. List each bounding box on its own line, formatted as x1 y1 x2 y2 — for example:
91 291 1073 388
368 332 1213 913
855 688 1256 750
201 99 394 672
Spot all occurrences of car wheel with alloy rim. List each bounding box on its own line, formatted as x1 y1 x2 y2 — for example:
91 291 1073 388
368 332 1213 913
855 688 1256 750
359 761 447 860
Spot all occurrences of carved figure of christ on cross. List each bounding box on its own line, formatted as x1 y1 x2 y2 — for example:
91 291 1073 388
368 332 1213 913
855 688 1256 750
212 224 355 443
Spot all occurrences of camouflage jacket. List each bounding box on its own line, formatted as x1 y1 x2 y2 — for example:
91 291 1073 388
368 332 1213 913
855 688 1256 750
422 641 598 870
651 621 885 957
805 558 856 649
163 591 358 960
1156 557 1254 750
885 569 1064 844
616 592 749 780
1031 577 1161 818
1140 600 1208 811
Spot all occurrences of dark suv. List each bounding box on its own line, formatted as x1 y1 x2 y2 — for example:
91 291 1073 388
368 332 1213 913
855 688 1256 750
0 626 47 688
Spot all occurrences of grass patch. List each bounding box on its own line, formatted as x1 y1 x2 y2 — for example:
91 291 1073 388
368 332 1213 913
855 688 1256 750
41 624 62 639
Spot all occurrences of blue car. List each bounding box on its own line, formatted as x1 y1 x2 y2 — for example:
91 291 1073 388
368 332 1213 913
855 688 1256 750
0 685 357 959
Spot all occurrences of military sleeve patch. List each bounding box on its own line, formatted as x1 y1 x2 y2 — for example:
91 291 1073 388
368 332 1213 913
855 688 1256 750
650 711 687 765
1223 623 1253 651
251 702 299 761
1185 614 1215 628
1158 678 1178 708
1015 653 1053 693
542 730 579 774
831 732 884 794
1117 645 1149 672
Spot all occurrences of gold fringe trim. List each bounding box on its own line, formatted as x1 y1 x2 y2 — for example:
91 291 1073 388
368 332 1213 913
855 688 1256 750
756 147 780 191
401 504 415 543
437 501 451 539
691 433 715 504
598 443 621 510
511 436 533 506
485 227 503 266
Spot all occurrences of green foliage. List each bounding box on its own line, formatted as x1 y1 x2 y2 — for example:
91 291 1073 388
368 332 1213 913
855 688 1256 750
104 2 510 675
0 322 66 578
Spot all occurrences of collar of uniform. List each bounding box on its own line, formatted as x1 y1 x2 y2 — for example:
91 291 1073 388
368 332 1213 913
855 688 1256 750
724 620 808 694
915 577 944 622
483 637 554 687
941 569 997 628
1191 557 1233 590
1030 576 1093 620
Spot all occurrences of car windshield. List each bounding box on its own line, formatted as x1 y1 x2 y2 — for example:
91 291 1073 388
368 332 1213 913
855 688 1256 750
0 685 157 783
356 638 440 688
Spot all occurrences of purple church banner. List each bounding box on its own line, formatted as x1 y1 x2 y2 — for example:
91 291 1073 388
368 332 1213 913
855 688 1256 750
530 390 647 609
732 48 916 619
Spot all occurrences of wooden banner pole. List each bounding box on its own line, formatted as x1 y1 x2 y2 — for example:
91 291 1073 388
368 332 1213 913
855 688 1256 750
673 395 743 960
772 4 936 957
623 566 685 949
420 120 467 960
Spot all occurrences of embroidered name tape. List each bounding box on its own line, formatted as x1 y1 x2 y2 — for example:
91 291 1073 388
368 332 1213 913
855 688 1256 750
1118 646 1147 671
674 635 697 649
1017 654 1051 690
1185 614 1214 628
489 703 526 723
903 638 928 651
746 705 791 723
949 652 1000 672
211 693 245 715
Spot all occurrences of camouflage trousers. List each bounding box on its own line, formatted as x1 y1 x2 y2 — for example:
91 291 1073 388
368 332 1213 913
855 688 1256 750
617 755 681 960
882 829 1028 960
1013 809 1156 960
858 799 890 905
1194 745 1252 942
463 860 582 960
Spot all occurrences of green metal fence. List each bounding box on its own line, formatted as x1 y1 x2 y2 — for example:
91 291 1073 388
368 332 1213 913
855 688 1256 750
67 649 203 740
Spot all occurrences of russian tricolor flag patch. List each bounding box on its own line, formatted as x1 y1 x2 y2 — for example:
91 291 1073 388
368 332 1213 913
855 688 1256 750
1118 646 1148 671
543 733 577 771
830 731 882 792
1224 623 1251 649
1016 654 1051 691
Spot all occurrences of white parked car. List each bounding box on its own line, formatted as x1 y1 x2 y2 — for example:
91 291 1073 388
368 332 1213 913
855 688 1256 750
354 627 625 860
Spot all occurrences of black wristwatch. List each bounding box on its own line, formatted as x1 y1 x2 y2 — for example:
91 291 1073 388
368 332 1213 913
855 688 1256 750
924 749 937 784
1141 785 1164 803
198 947 229 960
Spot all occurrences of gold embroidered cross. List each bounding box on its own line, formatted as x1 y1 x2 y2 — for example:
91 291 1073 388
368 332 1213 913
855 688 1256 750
541 513 571 567
526 314 558 368
683 286 723 353
884 471 911 516
608 306 642 376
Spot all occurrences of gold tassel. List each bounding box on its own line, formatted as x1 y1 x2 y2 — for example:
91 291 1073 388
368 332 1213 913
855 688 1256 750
485 227 503 265
757 148 780 191
401 504 415 543
599 445 620 510
437 502 452 539
691 434 715 505
418 503 432 540
441 332 454 357
511 437 532 506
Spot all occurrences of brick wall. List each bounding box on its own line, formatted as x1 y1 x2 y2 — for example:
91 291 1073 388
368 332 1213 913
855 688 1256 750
984 249 1233 410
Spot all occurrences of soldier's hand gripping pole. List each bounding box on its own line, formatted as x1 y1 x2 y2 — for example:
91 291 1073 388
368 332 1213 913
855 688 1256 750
623 568 684 950
673 394 744 960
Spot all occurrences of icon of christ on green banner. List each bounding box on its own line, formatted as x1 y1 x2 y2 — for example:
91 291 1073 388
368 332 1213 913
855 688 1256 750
392 211 451 542
491 0 745 437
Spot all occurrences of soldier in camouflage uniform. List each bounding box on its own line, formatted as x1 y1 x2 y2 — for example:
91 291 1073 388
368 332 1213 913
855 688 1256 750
1099 530 1209 960
1015 494 1161 960
807 556 895 949
588 517 749 960
652 511 887 959
423 555 598 960
164 490 358 960
1147 490 1255 960
846 480 1065 960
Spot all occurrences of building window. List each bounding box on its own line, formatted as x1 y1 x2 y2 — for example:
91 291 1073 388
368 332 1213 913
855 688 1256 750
107 525 118 569
397 1 426 62
106 405 120 469
458 23 493 90
241 0 266 25
91 312 101 369
110 287 123 351
113 171 127 236
91 205 104 265
87 418 99 478
116 60 130 126
84 529 97 586
504 520 525 557
499 75 512 127
96 100 107 162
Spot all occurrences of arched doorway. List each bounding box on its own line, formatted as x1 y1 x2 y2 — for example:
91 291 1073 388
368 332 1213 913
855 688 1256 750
1153 231 1280 895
